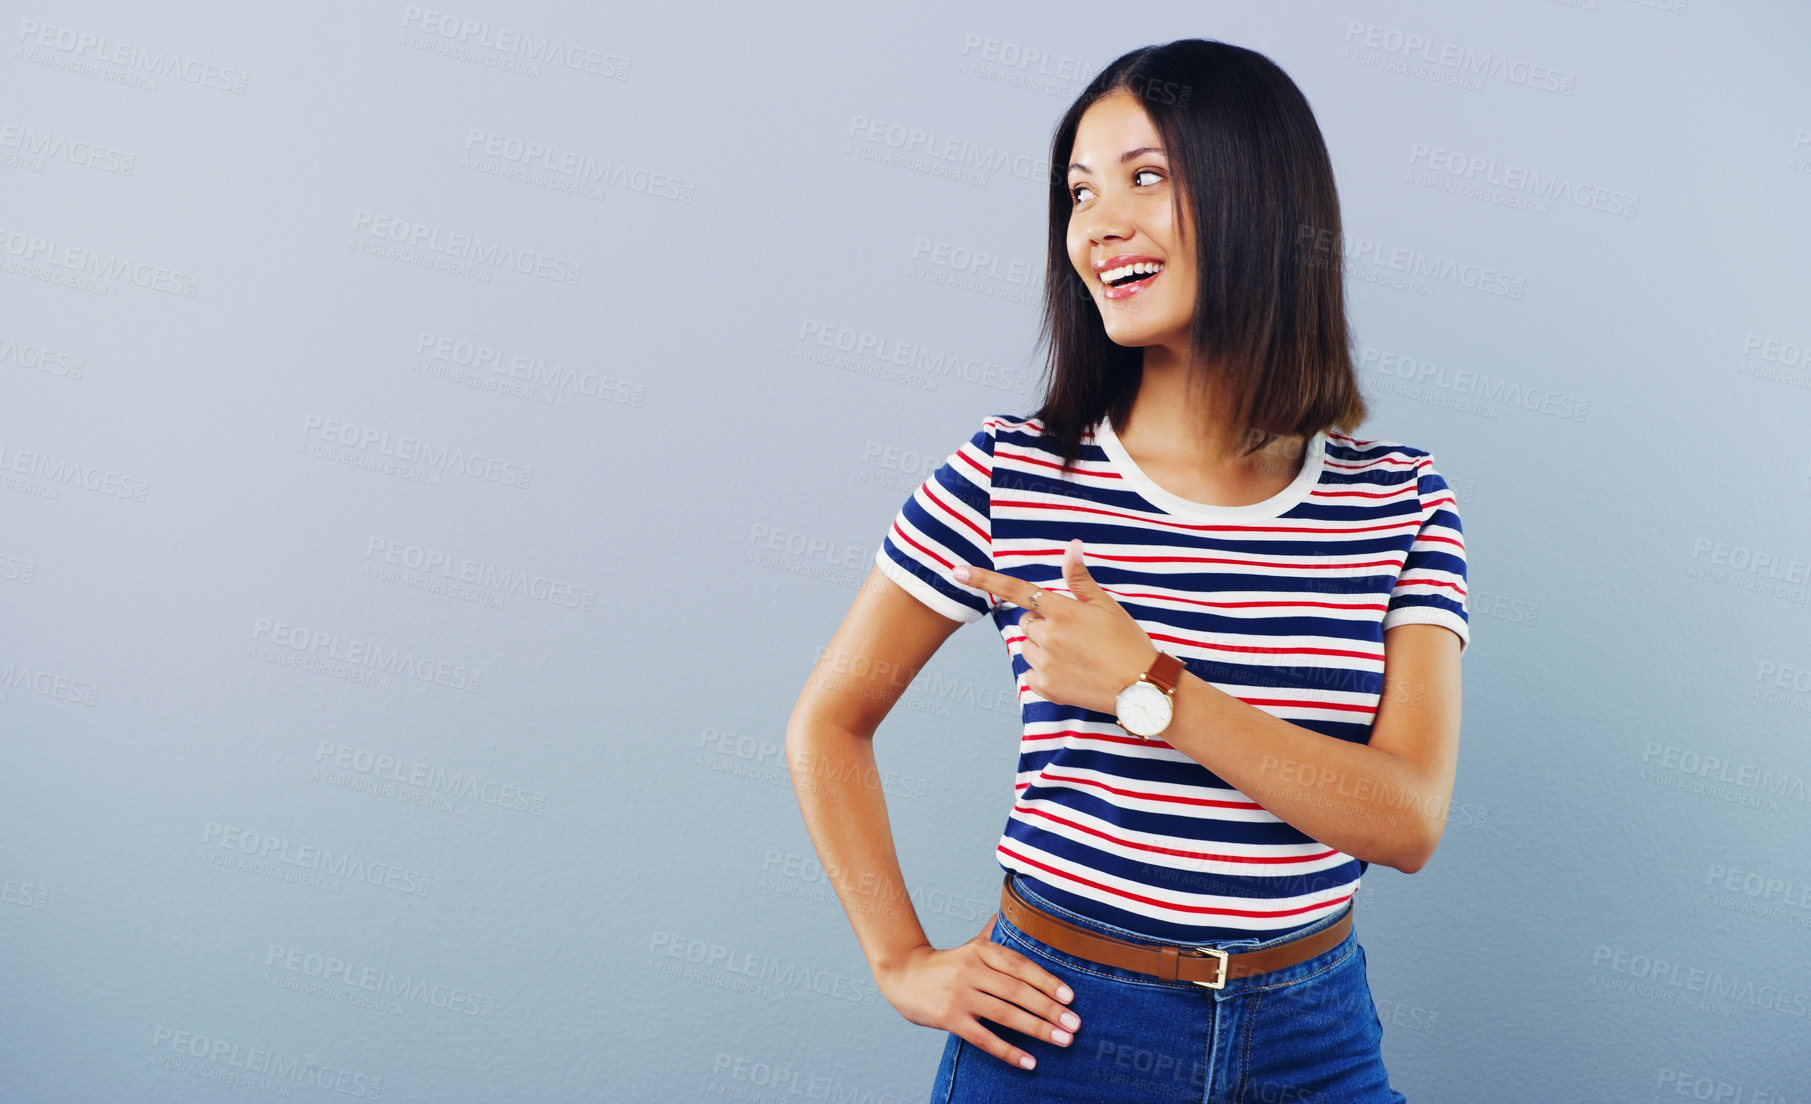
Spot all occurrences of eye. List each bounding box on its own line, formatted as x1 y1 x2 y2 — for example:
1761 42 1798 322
1069 168 1164 205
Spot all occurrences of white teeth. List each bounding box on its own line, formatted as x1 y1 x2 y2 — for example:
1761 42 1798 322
1100 261 1164 285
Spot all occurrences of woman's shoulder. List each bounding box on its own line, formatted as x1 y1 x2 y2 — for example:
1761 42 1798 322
968 411 1058 451
980 410 1046 433
1323 426 1437 471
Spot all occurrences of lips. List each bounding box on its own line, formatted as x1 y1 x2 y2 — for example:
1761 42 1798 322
1092 254 1165 300
1099 261 1163 286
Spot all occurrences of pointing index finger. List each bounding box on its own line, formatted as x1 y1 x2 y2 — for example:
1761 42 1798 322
954 564 1040 609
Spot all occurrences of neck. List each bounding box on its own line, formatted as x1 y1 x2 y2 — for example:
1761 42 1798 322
1123 347 1288 469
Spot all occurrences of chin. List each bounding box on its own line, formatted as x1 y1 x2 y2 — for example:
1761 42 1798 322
1100 323 1162 348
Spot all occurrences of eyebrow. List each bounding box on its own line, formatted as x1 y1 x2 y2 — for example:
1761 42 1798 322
1067 146 1165 175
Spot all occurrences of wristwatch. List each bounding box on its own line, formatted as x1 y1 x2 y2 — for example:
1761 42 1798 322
1115 652 1185 738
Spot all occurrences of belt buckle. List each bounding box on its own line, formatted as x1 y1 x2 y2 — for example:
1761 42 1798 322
1186 945 1229 989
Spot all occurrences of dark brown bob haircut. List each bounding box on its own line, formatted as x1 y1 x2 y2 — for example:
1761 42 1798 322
1032 38 1366 475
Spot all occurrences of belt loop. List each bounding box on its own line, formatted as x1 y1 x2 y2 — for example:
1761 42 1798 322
1156 944 1180 982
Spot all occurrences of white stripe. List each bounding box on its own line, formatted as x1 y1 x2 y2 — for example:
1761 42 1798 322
873 547 980 624
1016 765 1282 823
1011 796 1354 878
999 841 1358 930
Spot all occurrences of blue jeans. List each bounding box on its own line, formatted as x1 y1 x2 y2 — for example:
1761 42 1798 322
929 873 1406 1103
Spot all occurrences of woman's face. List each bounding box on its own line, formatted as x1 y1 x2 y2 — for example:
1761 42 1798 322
1064 88 1195 354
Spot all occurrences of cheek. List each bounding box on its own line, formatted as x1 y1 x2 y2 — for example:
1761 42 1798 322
1066 215 1095 259
1066 236 1090 281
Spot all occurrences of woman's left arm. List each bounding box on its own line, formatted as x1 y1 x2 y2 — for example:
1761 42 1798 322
954 540 1462 874
1162 619 1461 873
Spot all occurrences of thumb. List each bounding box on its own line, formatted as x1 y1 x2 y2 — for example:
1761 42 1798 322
1063 538 1109 602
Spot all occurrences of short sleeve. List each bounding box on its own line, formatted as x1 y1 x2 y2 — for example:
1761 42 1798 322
873 417 999 625
1381 455 1470 654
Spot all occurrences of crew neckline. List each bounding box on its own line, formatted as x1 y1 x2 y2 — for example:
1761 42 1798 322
1091 414 1326 522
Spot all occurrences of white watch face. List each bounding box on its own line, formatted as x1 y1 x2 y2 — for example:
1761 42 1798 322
1116 681 1173 737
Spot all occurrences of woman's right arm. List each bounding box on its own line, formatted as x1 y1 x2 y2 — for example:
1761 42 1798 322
784 564 1080 1071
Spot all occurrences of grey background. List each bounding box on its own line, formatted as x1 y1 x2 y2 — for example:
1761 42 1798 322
3 1 1809 1100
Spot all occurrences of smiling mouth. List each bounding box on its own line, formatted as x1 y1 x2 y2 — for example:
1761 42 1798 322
1099 260 1164 299
1100 260 1165 288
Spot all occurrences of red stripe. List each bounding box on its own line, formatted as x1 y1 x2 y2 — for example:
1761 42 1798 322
889 520 955 570
1216 692 1377 714
1025 770 1267 810
1019 727 1159 750
998 845 1354 919
1321 454 1418 470
1014 802 1339 865
995 496 1418 537
1145 632 1386 667
1000 588 1389 614
920 479 987 545
995 445 1122 480
1394 577 1467 596
1314 486 1423 501
997 548 1404 573
954 448 992 483
1003 629 1386 671
1114 591 1388 613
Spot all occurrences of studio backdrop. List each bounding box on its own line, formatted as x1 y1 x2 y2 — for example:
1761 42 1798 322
3 1 1808 1101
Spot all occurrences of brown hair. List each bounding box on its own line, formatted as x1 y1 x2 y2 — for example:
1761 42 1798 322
1032 38 1366 475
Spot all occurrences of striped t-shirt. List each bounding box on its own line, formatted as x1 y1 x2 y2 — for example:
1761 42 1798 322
874 411 1470 944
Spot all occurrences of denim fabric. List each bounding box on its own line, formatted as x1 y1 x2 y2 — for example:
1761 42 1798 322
928 873 1406 1103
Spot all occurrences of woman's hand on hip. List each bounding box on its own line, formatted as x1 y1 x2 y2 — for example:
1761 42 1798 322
876 914 1081 1071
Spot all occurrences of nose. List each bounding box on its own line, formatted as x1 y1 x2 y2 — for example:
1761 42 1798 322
1079 188 1132 246
1082 214 1129 246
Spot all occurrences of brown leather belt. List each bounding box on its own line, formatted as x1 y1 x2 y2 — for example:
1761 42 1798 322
998 874 1353 989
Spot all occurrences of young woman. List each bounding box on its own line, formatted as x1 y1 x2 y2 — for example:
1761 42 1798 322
787 38 1467 1102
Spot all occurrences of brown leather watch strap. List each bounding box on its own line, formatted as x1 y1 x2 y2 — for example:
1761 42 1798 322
1143 651 1185 694
999 874 1352 988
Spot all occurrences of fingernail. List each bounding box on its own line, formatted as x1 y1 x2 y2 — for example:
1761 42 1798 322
1051 1028 1071 1046
1019 1055 1036 1070
1060 1011 1080 1031
1057 985 1073 1002
953 566 970 582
